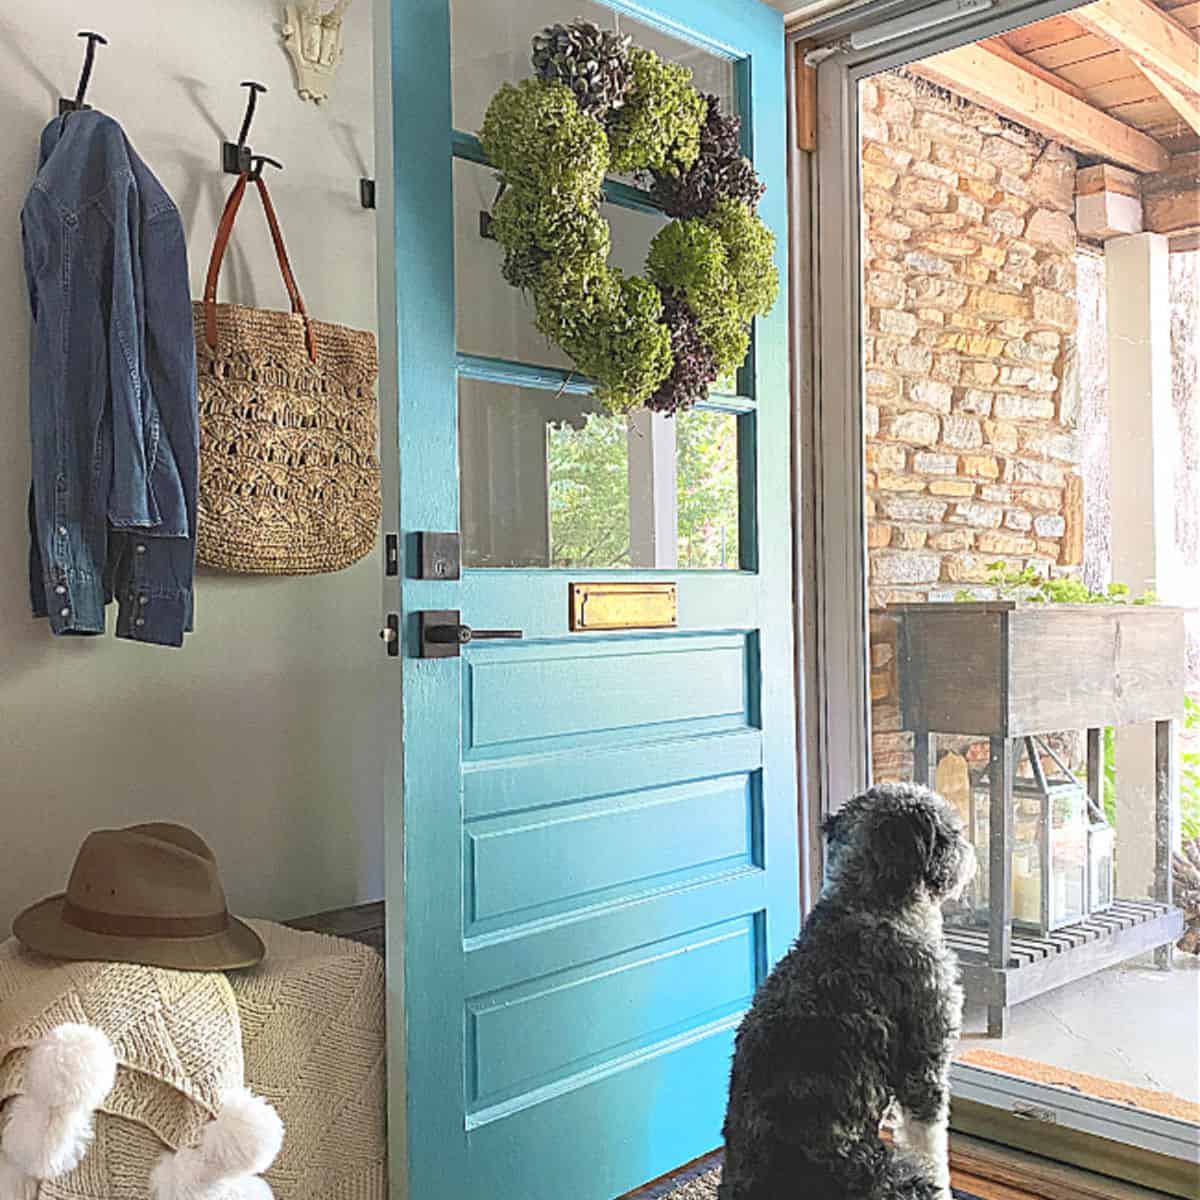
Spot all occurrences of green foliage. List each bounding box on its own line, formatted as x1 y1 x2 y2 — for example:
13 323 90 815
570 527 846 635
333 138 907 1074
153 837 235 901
1184 696 1200 842
489 188 610 289
480 38 775 413
647 220 748 377
546 407 739 568
1102 725 1116 828
1069 710 1198 841
704 198 779 324
1087 715 1197 840
676 409 739 567
480 79 607 195
959 562 1159 606
607 47 706 176
548 415 631 567
532 262 672 412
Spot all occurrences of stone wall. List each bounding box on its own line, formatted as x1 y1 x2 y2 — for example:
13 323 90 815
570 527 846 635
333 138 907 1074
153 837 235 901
862 71 1081 607
861 71 1083 781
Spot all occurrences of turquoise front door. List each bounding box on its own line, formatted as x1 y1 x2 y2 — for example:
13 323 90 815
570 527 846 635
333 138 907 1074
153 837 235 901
385 2 798 1197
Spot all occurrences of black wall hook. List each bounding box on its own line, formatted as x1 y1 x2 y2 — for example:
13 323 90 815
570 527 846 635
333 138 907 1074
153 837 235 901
59 31 107 116
248 154 283 181
222 81 267 175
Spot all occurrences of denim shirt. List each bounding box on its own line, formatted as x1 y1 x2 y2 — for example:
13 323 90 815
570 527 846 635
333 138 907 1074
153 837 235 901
23 111 198 646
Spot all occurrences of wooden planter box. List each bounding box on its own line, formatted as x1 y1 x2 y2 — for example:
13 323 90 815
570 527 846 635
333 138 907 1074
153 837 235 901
891 602 1187 1037
894 602 1186 738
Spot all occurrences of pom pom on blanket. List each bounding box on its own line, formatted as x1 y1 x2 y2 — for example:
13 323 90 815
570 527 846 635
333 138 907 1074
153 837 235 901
151 1089 283 1200
0 1024 117 1195
0 1152 38 1200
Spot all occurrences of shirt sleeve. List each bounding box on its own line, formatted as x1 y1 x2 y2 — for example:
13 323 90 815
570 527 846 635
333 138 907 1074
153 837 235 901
111 531 194 647
102 170 187 534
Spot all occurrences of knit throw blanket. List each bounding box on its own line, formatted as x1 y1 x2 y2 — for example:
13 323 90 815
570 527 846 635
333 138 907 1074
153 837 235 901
0 921 385 1200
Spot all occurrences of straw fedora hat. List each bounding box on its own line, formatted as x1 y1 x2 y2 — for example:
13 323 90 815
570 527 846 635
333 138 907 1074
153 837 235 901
13 822 264 971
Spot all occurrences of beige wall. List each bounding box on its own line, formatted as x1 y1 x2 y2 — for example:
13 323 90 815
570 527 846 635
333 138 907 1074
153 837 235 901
0 0 384 931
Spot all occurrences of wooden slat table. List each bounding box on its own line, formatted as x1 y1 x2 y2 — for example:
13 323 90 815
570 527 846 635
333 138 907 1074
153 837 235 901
895 602 1188 1036
946 899 1183 1017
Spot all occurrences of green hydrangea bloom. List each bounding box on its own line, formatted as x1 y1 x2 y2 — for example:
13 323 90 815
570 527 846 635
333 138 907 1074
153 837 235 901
480 79 608 196
705 198 779 324
646 219 747 376
607 48 706 177
532 261 672 411
490 187 610 289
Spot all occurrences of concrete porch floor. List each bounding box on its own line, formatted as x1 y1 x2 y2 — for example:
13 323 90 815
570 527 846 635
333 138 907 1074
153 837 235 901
957 953 1200 1107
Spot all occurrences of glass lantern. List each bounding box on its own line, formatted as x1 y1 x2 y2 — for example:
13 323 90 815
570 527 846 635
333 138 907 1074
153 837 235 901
955 736 1091 936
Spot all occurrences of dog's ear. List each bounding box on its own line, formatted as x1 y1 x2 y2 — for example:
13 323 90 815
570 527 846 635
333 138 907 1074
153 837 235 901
868 806 938 901
821 810 845 841
923 812 962 895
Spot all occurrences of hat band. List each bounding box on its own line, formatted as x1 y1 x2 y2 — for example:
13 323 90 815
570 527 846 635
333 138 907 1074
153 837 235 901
62 901 231 940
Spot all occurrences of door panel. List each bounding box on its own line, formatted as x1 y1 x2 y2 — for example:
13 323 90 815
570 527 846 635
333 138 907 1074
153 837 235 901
465 772 756 928
387 1 795 1197
464 634 750 750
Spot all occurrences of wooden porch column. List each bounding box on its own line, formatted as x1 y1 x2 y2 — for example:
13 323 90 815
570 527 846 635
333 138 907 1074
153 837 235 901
627 410 678 569
1105 232 1180 902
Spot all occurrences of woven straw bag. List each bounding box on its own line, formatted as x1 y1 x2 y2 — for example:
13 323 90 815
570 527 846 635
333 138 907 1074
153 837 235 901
193 173 380 574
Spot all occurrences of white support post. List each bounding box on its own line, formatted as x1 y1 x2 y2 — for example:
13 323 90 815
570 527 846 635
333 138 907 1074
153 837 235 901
1105 232 1181 900
627 410 678 569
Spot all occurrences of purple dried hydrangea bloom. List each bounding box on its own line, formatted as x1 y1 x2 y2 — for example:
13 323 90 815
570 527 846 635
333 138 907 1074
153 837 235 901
531 20 633 119
648 95 766 220
646 298 719 414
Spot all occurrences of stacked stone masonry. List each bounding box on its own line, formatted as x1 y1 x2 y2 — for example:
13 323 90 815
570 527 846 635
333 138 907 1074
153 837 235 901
862 71 1084 782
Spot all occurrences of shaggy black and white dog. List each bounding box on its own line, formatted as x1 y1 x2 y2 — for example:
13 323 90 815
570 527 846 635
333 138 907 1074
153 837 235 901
719 783 976 1200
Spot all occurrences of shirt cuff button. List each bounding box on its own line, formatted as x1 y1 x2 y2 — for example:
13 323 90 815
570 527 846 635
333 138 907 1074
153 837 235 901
135 617 146 628
59 607 70 619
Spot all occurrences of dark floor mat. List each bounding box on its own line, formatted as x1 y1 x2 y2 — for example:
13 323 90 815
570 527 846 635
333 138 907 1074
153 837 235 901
631 1154 984 1199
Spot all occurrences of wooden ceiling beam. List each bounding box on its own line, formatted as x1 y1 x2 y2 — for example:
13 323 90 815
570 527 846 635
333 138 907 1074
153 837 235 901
1072 0 1200 104
1142 149 1200 237
1132 60 1200 135
911 42 1170 173
978 37 1092 102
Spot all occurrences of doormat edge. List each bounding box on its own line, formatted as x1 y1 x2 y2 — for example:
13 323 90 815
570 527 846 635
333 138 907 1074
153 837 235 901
623 1153 984 1199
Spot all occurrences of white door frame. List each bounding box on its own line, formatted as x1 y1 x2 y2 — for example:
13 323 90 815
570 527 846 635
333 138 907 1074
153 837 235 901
788 0 1200 1183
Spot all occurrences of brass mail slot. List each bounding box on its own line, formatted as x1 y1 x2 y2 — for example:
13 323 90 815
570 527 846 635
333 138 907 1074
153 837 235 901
569 582 678 631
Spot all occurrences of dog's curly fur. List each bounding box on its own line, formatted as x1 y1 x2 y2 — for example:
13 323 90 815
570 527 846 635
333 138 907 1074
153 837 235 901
719 784 975 1200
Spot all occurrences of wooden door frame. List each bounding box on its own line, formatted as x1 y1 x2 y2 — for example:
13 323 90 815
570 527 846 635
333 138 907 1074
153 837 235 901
787 0 1199 1191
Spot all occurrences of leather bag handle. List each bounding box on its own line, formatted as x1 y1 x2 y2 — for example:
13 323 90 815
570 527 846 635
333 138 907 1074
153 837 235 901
203 172 318 362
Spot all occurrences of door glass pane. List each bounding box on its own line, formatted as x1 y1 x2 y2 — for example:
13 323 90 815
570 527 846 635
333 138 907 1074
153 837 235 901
459 378 740 569
450 0 737 137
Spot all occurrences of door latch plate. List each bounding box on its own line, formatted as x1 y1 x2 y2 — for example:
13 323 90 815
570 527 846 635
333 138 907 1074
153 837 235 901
381 613 399 657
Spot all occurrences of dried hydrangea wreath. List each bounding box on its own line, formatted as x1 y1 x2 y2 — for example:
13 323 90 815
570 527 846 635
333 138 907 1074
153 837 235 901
480 19 779 415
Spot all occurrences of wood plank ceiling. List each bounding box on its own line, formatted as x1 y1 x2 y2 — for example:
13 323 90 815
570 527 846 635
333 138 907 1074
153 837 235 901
1006 0 1199 153
905 0 1200 243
